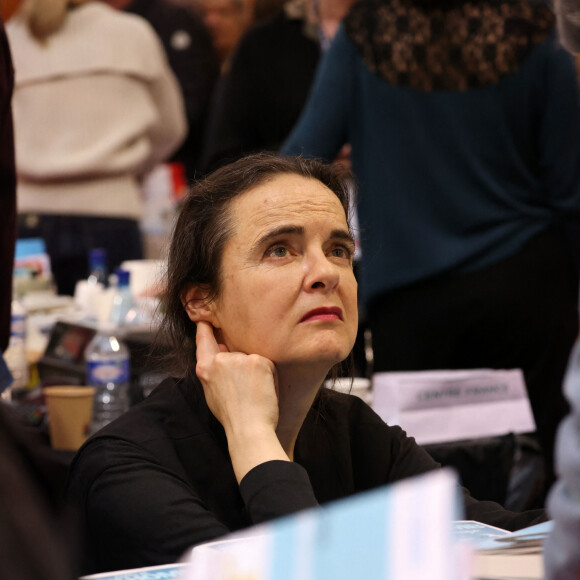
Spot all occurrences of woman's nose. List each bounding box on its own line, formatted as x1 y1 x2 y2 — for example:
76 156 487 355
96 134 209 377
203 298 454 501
304 252 340 292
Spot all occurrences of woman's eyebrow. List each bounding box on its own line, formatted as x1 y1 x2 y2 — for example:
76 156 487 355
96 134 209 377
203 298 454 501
331 229 356 246
251 225 304 252
251 226 355 253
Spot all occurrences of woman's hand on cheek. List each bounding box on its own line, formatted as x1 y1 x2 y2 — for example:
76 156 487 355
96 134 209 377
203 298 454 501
195 320 279 434
195 321 289 481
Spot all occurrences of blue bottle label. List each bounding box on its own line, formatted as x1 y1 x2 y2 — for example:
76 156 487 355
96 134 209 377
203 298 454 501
10 314 26 340
87 359 130 385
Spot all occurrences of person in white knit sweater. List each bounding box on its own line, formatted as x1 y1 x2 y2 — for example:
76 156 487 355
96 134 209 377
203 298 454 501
7 0 186 294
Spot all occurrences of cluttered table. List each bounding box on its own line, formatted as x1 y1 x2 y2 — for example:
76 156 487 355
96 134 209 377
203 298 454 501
3 245 168 447
77 476 551 580
2 244 552 580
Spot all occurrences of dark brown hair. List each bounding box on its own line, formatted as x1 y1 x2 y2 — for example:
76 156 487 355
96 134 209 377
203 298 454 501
159 152 354 376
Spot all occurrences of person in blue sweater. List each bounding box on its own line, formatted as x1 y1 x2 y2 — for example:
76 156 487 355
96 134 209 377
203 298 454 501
282 0 580 499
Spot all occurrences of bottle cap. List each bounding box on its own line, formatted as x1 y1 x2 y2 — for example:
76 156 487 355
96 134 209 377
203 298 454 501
115 268 130 288
89 248 107 266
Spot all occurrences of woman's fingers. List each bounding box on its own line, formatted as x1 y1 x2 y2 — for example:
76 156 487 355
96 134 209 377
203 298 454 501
195 320 221 362
195 322 231 382
195 321 279 435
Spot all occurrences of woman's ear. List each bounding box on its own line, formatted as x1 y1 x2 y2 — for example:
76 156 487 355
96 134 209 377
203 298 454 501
181 285 215 324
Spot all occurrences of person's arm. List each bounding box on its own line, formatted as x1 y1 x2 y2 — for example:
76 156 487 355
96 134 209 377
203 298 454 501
239 460 318 524
0 15 16 353
71 437 317 571
0 400 74 580
390 430 546 531
281 24 355 161
352 400 546 531
536 37 580 265
73 438 232 571
153 8 220 171
544 340 580 579
141 23 188 171
462 493 546 532
195 321 289 483
545 415 580 579
160 10 219 140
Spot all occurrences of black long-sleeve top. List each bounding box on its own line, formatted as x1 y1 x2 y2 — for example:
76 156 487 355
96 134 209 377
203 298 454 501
67 376 545 574
201 10 320 173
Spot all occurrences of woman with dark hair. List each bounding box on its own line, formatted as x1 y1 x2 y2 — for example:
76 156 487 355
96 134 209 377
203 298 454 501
68 153 544 574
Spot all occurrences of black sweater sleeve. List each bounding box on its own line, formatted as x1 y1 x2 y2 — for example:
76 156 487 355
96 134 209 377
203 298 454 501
70 443 319 573
69 438 231 573
239 460 318 524
323 392 547 532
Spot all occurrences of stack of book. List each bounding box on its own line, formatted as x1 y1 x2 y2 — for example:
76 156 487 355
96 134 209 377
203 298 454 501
455 520 552 580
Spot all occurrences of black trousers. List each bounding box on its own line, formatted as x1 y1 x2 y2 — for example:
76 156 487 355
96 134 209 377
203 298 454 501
18 214 144 296
368 230 579 494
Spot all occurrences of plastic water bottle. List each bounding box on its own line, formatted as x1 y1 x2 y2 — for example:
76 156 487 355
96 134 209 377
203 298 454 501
109 268 134 327
85 323 130 434
75 248 108 322
2 299 29 400
88 248 108 287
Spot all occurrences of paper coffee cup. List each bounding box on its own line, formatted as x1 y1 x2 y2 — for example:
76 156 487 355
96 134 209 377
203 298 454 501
43 386 95 450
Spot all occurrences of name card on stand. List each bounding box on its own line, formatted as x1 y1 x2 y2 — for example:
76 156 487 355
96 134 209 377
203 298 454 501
372 369 536 445
181 470 471 580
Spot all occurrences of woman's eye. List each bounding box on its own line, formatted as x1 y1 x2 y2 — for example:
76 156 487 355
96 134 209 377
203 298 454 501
267 245 288 258
330 246 352 260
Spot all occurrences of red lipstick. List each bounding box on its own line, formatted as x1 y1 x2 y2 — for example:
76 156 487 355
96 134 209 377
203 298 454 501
300 307 343 323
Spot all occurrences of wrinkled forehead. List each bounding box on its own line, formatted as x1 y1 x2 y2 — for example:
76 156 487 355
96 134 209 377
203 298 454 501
229 174 349 230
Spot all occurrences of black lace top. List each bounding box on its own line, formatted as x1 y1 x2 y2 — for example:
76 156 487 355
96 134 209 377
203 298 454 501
345 0 555 91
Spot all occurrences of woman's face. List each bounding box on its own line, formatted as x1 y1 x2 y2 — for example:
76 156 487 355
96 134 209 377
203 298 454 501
209 173 358 370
